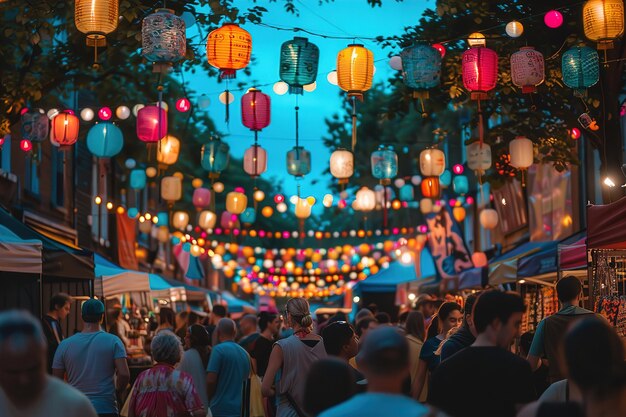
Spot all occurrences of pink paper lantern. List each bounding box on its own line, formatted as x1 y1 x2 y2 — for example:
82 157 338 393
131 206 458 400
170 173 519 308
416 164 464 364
192 187 212 209
243 144 268 177
241 88 270 131
472 251 488 268
136 105 167 143
510 47 545 94
220 211 237 229
98 107 112 121
462 47 498 100
544 10 563 29
176 98 191 112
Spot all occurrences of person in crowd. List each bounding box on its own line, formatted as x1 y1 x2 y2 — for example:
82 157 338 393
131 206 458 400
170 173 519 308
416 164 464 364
440 292 479 361
178 324 212 414
366 303 379 316
411 301 462 401
206 318 251 417
253 312 281 378
156 307 176 334
0 310 98 417
206 305 227 346
322 321 363 385
188 311 200 327
415 294 437 327
262 297 327 417
128 331 205 417
519 331 549 396
238 314 260 353
397 310 409 328
303 358 357 416
405 311 427 402
526 276 597 383
174 311 189 341
355 316 378 338
318 327 432 417
374 312 391 325
354 308 374 324
109 309 132 349
41 292 72 373
52 298 130 417
429 290 535 417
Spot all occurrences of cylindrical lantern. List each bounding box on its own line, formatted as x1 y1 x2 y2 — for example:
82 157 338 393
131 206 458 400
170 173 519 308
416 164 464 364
243 144 268 177
137 105 167 143
400 44 441 93
453 175 469 195
206 23 252 79
582 0 625 49
192 188 212 209
220 211 237 229
453 206 466 223
286 146 311 177
161 176 182 202
420 198 433 214
421 177 441 199
466 142 492 173
371 146 398 182
198 210 217 229
510 47 545 94
356 187 376 212
75 0 119 46
21 110 49 143
419 148 446 177
86 122 124 158
201 138 230 177
130 169 147 190
336 44 374 99
172 211 190 230
295 198 312 219
472 251 488 268
479 208 499 229
51 112 80 147
562 46 599 94
280 37 320 94
142 9 186 65
329 149 354 181
462 47 498 100
241 88 271 131
156 135 180 166
399 184 414 201
509 136 534 169
226 191 247 214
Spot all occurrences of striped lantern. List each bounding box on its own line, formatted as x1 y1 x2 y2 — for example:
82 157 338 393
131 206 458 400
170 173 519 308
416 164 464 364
279 37 320 95
75 0 119 46
582 0 624 50
206 23 252 79
51 112 80 147
201 137 230 178
462 47 498 100
336 44 374 99
241 88 271 131
510 47 545 94
562 46 599 95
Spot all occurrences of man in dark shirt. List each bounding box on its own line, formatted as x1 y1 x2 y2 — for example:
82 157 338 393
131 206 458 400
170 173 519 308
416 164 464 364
440 292 479 361
322 321 365 390
41 293 72 373
429 290 535 417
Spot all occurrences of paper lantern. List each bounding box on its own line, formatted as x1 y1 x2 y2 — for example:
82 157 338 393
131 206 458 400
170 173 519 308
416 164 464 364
192 188 212 209
479 209 499 229
295 198 312 219
505 21 524 38
156 135 180 166
75 0 119 46
544 11 564 28
198 210 216 230
420 198 433 214
201 138 230 177
400 44 441 93
453 207 466 223
161 176 182 202
562 46 599 94
261 206 274 217
172 211 190 230
399 184 414 201
286 146 311 177
86 122 124 158
241 88 271 131
130 169 147 190
466 142 492 174
157 226 170 243
356 187 376 212
336 44 374 99
243 145 267 177
51 112 79 147
226 191 247 214
472 251 488 268
371 147 398 182
280 37 320 95
138 219 152 234
21 110 49 143
206 23 252 79
142 9 186 65
467 32 486 47
462 47 498 100
509 136 534 169
220 211 237 229
137 105 167 143
419 148 446 176
453 175 469 195
421 177 441 198
241 207 256 224
329 149 354 181
510 47 545 94
582 0 624 49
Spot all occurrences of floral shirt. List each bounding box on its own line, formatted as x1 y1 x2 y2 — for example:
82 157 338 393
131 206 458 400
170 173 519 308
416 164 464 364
129 364 203 417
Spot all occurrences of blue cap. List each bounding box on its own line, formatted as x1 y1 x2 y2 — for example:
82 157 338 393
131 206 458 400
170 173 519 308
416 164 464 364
81 298 105 317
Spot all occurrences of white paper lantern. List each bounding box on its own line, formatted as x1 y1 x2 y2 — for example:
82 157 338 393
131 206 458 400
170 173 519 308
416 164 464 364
389 55 403 70
479 208 499 229
172 211 190 230
505 20 524 38
466 142 492 172
80 108 95 121
329 149 354 180
356 187 376 212
510 47 545 94
419 148 446 176
198 210 217 229
115 106 131 120
509 136 534 169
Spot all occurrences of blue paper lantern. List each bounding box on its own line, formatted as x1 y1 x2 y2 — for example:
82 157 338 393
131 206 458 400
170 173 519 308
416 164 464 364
562 46 599 95
440 170 452 187
87 122 124 158
286 146 311 177
279 37 320 94
453 175 469 195
371 146 398 181
240 207 256 224
156 211 169 226
399 184 414 201
130 169 147 190
400 44 441 92
127 207 139 218
201 137 230 178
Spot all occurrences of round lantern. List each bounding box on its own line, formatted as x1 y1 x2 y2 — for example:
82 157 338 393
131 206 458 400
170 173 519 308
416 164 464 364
399 184 414 201
582 0 624 49
243 145 268 177
142 9 186 65
198 210 217 229
462 47 498 100
509 136 534 169
172 211 190 230
336 44 374 99
51 112 80 147
467 32 486 47
510 47 545 94
421 177 441 199
226 191 247 214
400 44 441 94
420 198 433 214
156 135 180 166
453 175 469 195
562 46 599 95
472 251 488 268
419 148 446 177
21 110 49 143
130 169 147 190
453 207 466 223
201 138 230 178
241 88 271 131
280 37 320 94
479 208 499 230
137 105 167 143
220 211 237 229
192 187 212 209
206 23 252 78
75 0 119 46
505 21 524 38
329 149 354 181
466 142 492 174
157 226 170 243
241 207 256 224
286 146 311 177
371 146 398 183
356 187 376 212
295 198 312 219
161 176 182 203
86 122 124 158
139 219 152 234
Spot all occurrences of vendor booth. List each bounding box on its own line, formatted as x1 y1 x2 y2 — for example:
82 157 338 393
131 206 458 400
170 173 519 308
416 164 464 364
95 254 152 306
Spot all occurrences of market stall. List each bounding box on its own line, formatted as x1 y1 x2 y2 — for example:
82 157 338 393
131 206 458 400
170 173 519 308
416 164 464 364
95 254 152 306
488 241 552 286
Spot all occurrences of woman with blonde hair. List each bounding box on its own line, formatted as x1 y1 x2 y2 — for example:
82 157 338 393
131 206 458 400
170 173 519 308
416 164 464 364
262 298 327 417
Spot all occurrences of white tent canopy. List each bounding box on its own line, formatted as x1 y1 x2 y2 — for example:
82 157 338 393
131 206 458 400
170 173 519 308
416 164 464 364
95 255 151 297
0 224 42 274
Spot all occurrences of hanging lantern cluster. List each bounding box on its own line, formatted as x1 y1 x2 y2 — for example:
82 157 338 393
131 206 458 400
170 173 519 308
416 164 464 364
241 88 270 179
329 149 354 184
510 47 545 94
201 137 230 179
206 23 252 79
279 37 320 95
400 44 441 115
562 46 599 96
582 0 624 50
86 122 124 158
142 9 186 72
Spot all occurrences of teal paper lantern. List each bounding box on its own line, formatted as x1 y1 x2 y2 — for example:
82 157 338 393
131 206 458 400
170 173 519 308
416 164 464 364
440 170 452 187
286 146 311 177
399 184 414 201
453 175 469 195
400 44 441 91
371 146 398 181
279 37 320 94
562 46 599 95
157 211 169 226
201 137 230 177
127 207 139 218
240 207 256 224
87 122 124 158
130 169 147 190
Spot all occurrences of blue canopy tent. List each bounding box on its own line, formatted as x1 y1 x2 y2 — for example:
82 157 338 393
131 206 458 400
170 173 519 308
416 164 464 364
354 249 436 293
220 291 256 315
488 241 554 285
517 241 560 283
94 254 151 298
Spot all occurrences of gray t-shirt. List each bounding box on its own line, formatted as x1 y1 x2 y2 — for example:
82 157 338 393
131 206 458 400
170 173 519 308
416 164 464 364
52 330 126 414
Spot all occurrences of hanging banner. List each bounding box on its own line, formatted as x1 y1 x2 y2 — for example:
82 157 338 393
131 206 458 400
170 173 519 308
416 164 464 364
528 164 573 241
425 207 473 280
116 213 138 270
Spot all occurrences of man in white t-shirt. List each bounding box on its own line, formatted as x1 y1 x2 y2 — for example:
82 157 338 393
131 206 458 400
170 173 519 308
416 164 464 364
0 310 97 417
53 298 129 417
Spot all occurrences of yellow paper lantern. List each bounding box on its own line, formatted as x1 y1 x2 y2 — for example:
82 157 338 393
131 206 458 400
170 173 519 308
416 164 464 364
467 32 486 47
226 191 248 214
479 209 499 230
172 211 190 230
157 135 181 166
295 198 312 219
583 0 625 49
453 206 466 223
261 206 273 217
253 190 265 202
192 178 204 188
336 44 374 99
75 0 119 46
160 176 182 202
206 23 252 78
198 210 217 229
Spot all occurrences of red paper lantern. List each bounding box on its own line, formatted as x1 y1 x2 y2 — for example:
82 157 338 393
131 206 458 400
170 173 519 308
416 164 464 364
51 112 80 147
462 47 498 100
241 88 270 131
421 176 441 198
136 105 167 143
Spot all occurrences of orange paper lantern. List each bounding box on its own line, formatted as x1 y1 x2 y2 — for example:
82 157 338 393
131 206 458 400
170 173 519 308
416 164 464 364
421 177 441 199
51 112 80 147
206 23 252 79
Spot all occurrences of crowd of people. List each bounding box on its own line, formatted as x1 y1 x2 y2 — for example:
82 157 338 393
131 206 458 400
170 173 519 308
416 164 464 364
1 275 625 417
